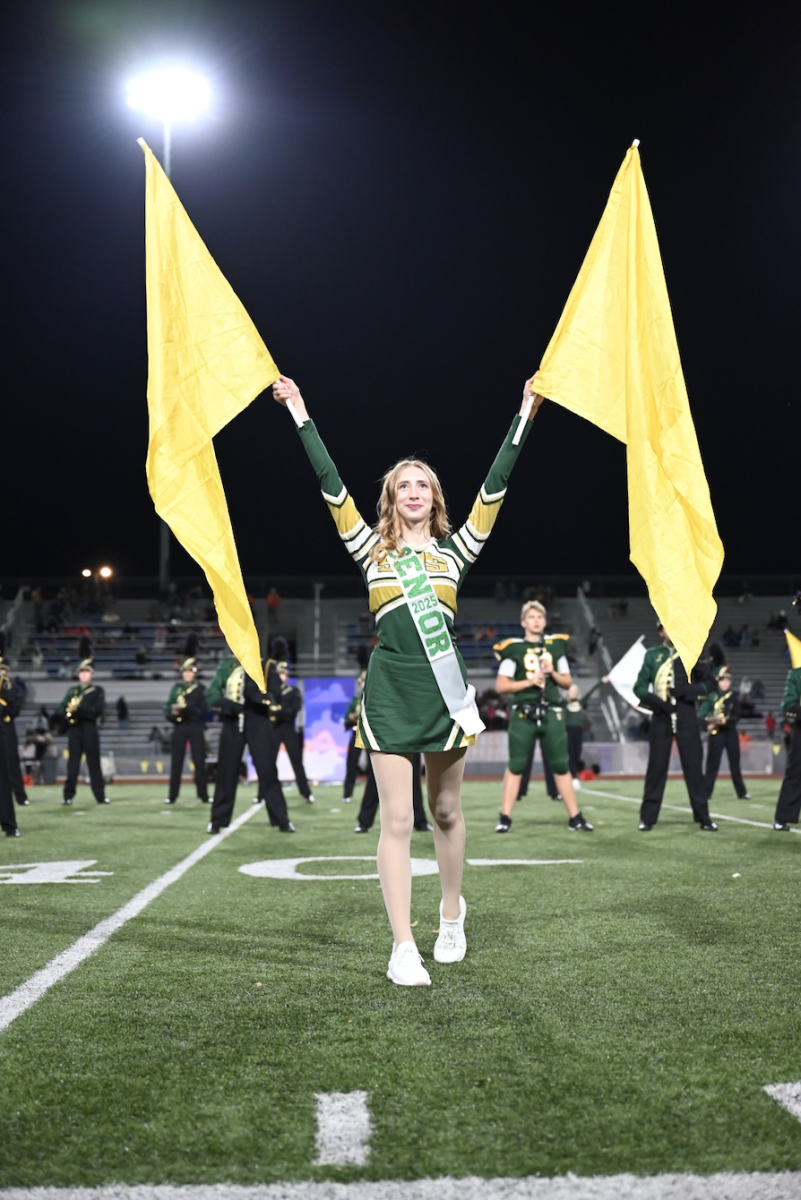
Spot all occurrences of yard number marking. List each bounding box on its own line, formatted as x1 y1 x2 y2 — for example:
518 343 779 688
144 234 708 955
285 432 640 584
0 861 114 884
239 857 584 880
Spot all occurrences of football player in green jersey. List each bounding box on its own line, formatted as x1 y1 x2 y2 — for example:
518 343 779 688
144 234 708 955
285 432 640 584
494 601 593 833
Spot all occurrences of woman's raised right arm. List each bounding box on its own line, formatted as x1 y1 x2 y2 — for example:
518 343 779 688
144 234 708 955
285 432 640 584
273 375 378 569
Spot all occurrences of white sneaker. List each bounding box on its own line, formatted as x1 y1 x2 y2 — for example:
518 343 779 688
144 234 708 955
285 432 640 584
386 941 431 986
434 896 467 963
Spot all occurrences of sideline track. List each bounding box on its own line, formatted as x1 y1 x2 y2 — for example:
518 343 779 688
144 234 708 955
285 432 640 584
2 1172 801 1199
0 803 261 1033
580 786 800 833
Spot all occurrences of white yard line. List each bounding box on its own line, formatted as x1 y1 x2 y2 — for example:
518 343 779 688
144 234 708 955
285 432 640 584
3 1172 801 1198
0 805 260 1033
314 1090 372 1166
580 787 801 834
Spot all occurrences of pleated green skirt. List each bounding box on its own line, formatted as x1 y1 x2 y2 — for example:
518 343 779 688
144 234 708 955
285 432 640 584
356 647 475 754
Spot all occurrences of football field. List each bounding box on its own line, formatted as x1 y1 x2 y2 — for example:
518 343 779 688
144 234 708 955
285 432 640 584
2 777 801 1196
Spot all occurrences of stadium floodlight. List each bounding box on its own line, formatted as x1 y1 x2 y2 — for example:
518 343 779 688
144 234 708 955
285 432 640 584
126 67 210 176
81 569 92 578
99 566 113 579
126 67 209 122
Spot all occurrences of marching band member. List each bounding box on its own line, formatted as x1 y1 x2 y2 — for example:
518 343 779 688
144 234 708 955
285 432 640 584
274 371 539 986
0 634 29 806
773 661 801 831
164 634 209 805
698 666 750 800
206 654 294 833
634 624 715 831
54 637 109 806
270 637 314 805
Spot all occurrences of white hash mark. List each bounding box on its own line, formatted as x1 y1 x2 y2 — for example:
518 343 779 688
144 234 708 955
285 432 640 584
765 1081 801 1122
314 1090 372 1166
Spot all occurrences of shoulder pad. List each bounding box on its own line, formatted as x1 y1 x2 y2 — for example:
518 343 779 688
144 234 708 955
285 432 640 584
493 638 521 657
549 633 569 641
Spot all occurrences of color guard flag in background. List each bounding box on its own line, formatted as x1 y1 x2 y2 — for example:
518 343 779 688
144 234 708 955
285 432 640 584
532 144 724 673
786 631 801 671
140 139 278 688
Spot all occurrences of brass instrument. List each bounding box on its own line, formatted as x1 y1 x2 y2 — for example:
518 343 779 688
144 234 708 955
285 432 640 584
225 666 246 732
66 692 83 726
171 683 196 721
706 693 728 733
668 653 677 734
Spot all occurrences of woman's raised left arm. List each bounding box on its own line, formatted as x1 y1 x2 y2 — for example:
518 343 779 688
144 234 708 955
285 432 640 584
449 378 543 572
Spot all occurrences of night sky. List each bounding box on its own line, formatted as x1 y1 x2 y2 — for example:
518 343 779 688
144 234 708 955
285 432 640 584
1 1 799 588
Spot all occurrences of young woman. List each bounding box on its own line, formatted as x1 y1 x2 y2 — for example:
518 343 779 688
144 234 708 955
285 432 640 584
273 374 541 985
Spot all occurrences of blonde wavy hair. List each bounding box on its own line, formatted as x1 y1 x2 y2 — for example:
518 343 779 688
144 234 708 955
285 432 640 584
369 458 451 563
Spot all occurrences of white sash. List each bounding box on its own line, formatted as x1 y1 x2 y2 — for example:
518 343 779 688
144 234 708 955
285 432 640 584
388 549 485 738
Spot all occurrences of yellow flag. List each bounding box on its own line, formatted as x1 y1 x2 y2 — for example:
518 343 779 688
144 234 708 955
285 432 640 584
533 146 724 673
787 631 801 670
140 139 278 687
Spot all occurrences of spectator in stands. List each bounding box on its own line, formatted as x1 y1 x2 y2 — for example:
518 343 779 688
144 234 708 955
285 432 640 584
148 725 162 747
493 581 507 603
739 625 751 647
31 586 44 634
57 656 72 679
266 587 281 614
135 645 149 667
723 625 739 647
751 678 765 700
31 643 43 670
478 689 508 731
116 695 130 729
765 712 776 740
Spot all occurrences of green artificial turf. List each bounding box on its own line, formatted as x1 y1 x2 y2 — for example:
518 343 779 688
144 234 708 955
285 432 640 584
1 776 801 1185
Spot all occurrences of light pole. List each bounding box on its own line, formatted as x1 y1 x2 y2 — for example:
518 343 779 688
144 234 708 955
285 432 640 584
126 67 211 593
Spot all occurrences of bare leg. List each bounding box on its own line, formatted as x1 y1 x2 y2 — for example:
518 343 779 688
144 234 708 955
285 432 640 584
501 768 522 817
424 748 467 921
553 772 579 818
370 751 414 946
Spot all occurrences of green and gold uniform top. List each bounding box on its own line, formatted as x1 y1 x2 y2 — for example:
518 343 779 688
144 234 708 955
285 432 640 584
55 683 105 722
297 418 532 653
633 644 677 705
206 658 240 710
697 688 740 727
493 635 571 707
781 667 801 721
163 681 207 722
